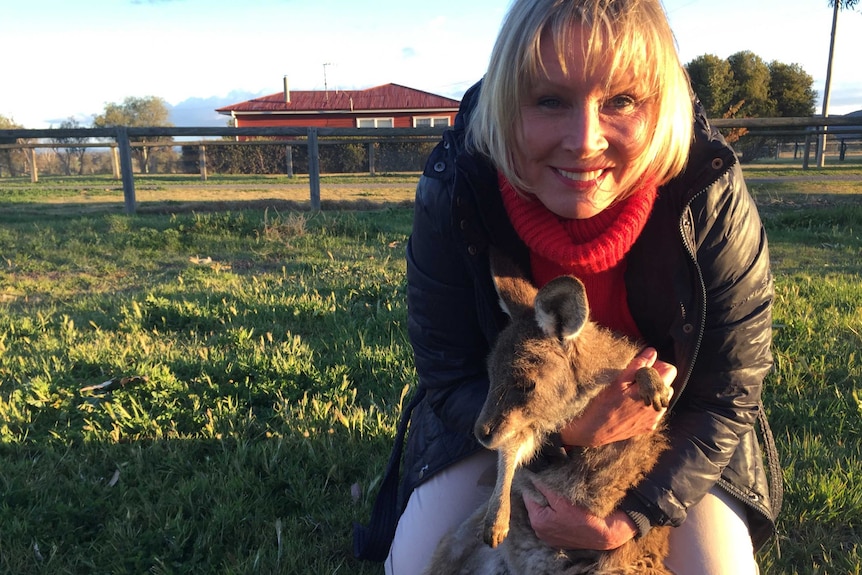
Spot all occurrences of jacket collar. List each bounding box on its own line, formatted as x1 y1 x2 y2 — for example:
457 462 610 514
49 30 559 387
669 100 738 204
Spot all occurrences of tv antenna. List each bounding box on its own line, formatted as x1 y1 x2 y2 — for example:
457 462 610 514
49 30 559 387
323 63 334 99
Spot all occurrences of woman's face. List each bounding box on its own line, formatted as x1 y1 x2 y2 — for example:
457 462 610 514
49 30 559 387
514 26 654 219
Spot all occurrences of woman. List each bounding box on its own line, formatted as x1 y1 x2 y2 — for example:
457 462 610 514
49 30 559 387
354 0 780 573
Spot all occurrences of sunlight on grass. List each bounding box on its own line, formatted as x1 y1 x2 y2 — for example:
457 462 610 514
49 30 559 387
0 207 412 573
758 191 862 572
0 174 860 572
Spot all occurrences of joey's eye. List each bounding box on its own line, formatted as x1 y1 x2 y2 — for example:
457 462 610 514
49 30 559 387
515 379 536 393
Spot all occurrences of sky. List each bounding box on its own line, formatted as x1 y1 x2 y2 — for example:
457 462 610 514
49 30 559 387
2 0 861 129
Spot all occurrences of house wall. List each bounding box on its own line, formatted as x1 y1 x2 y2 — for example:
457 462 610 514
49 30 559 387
233 111 457 129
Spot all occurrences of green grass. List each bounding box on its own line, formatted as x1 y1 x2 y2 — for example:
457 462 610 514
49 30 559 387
742 155 862 178
0 172 421 193
0 176 860 573
756 194 862 574
0 208 413 574
0 173 420 218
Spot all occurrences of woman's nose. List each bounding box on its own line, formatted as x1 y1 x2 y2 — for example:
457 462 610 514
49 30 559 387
561 105 607 155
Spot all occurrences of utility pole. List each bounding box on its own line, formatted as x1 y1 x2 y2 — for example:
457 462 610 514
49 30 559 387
817 1 841 168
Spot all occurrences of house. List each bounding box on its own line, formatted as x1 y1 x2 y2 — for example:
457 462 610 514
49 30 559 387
216 80 460 130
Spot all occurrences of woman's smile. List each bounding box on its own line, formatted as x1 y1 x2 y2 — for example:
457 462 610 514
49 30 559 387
557 168 604 181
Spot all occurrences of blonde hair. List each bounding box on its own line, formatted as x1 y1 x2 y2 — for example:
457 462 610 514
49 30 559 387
468 0 694 196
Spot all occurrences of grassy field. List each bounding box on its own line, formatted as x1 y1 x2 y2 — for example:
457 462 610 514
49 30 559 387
0 169 860 574
0 173 418 217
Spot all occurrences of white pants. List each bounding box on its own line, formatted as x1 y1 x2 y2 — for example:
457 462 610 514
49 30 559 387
385 450 758 575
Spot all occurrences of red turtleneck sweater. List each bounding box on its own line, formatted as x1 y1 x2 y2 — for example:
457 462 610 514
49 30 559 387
499 174 657 340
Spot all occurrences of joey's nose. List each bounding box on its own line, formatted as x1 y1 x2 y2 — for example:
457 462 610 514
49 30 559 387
474 421 494 445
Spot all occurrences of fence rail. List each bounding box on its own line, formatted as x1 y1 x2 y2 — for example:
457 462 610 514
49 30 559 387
0 126 447 213
1 117 861 214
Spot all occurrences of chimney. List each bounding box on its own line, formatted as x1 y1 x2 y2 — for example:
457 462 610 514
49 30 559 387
283 76 291 104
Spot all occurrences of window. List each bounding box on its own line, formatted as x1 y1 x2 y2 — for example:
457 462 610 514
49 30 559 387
414 117 451 128
357 118 394 128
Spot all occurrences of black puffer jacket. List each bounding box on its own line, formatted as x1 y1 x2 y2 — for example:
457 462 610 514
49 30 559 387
354 82 780 560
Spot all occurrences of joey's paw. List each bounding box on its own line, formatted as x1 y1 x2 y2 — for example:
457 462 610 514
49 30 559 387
482 520 509 548
634 366 670 411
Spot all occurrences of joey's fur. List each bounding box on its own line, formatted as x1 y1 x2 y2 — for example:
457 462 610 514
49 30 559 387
422 250 671 574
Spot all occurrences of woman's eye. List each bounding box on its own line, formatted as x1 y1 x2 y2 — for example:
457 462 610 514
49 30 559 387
537 97 562 109
606 94 637 110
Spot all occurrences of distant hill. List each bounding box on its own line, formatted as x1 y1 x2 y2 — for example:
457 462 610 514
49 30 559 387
168 91 264 127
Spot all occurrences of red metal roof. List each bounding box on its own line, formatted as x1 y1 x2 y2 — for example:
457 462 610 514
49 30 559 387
217 83 461 115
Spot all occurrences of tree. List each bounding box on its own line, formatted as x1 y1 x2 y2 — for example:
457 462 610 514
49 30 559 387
51 117 90 176
727 51 774 117
0 114 26 177
686 52 818 162
687 52 817 120
818 0 860 166
768 62 817 117
686 54 736 119
92 96 173 173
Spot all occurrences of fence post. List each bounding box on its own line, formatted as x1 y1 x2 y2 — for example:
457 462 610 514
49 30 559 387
116 127 137 214
368 142 376 176
29 149 38 183
199 144 208 181
816 128 828 168
285 145 294 178
802 134 812 170
111 146 121 179
307 128 321 211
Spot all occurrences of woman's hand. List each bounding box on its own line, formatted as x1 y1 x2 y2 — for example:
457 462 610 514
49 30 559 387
523 480 638 550
559 347 676 448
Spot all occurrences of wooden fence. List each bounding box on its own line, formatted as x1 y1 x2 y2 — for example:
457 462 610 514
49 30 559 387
0 126 445 213
1 117 861 214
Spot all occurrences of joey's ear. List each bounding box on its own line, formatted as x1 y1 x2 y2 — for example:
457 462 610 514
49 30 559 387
534 276 589 341
489 246 536 318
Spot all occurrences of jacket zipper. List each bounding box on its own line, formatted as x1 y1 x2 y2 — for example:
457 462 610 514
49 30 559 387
676 174 777 529
670 190 708 408
671 152 734 405
716 475 771 518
